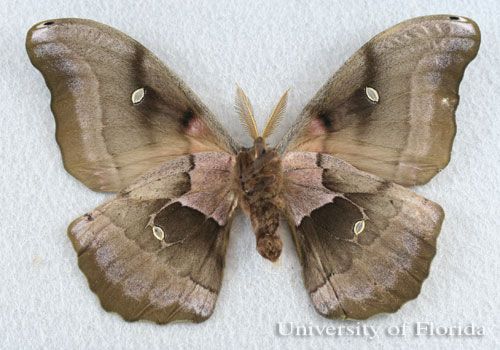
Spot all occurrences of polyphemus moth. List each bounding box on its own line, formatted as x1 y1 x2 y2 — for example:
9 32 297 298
26 15 480 323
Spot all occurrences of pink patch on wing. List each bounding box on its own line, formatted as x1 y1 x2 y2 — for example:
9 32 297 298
185 116 208 137
309 118 327 136
176 152 236 226
282 152 337 225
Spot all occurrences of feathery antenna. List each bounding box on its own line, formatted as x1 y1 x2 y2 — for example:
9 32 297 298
262 89 289 139
235 86 259 140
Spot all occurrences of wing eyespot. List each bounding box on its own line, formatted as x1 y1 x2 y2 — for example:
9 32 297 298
364 86 379 103
152 225 165 240
353 220 366 235
131 87 145 104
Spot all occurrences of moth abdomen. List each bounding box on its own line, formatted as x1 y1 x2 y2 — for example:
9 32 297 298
253 202 282 262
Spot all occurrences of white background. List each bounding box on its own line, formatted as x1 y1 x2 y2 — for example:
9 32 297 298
1 0 499 349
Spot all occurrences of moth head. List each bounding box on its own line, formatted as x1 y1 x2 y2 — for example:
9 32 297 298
235 86 289 143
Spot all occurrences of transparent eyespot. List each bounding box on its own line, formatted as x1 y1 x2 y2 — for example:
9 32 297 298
131 87 145 104
152 225 165 240
365 87 379 103
353 220 366 235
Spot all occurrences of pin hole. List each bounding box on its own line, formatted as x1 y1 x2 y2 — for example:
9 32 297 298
44 21 55 26
449 16 460 20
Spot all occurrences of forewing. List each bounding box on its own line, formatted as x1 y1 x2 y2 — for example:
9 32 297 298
26 19 238 192
282 152 444 319
68 153 236 323
279 15 480 186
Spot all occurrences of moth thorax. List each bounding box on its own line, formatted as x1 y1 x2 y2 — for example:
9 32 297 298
236 138 283 204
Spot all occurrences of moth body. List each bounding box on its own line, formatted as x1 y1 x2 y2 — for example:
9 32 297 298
235 137 284 261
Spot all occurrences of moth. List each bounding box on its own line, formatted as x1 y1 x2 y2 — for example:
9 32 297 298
26 15 480 323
